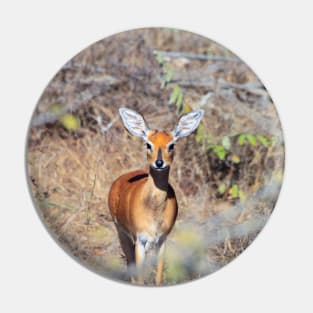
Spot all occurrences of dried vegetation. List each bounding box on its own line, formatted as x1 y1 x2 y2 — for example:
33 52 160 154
27 28 284 285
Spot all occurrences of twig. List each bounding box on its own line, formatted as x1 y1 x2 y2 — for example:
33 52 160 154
62 60 105 73
199 91 214 107
31 111 64 127
153 50 241 63
96 116 119 134
172 77 268 99
217 80 268 96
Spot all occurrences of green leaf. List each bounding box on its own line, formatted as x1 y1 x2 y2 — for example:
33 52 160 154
230 184 239 198
165 68 174 83
196 123 205 142
179 101 186 114
60 114 80 131
269 137 276 146
160 80 166 89
239 190 246 200
238 134 246 145
218 183 227 194
222 136 231 150
176 91 184 109
156 53 164 65
217 149 226 160
246 134 257 146
213 145 226 160
256 134 269 147
161 69 174 89
169 85 180 104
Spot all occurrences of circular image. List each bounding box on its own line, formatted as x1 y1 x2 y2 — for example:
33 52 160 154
26 28 284 286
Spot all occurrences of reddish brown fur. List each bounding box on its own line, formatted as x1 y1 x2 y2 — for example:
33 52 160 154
109 169 177 242
108 131 178 284
146 131 174 167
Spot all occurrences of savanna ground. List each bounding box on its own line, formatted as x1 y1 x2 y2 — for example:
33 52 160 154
26 28 284 285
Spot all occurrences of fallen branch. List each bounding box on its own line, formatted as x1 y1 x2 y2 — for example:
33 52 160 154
153 50 241 63
171 76 268 99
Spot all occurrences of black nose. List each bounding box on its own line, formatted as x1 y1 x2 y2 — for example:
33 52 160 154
155 159 164 168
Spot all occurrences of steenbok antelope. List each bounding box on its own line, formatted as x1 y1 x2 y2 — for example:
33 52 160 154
108 108 204 285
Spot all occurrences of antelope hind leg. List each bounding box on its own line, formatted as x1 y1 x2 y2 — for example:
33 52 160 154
117 227 135 281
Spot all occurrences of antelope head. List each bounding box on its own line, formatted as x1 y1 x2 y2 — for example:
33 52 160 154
119 108 204 171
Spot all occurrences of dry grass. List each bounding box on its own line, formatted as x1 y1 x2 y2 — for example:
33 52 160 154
26 28 284 285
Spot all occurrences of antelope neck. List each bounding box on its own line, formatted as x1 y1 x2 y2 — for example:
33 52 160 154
149 166 170 192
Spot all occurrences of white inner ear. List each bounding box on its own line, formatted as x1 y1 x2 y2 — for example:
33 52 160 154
119 108 149 139
172 109 204 140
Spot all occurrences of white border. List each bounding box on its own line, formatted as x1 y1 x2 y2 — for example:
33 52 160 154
1 1 312 312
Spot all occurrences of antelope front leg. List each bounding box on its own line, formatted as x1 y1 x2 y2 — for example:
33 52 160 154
135 238 146 284
156 241 166 285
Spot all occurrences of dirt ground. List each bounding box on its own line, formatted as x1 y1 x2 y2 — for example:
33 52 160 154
26 28 284 285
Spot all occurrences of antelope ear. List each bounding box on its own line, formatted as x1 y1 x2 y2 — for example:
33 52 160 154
119 108 149 139
172 109 204 140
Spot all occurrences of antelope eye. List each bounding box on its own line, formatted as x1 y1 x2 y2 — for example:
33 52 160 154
146 143 152 151
168 143 175 152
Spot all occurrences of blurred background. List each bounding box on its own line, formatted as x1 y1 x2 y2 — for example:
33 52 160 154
26 28 284 285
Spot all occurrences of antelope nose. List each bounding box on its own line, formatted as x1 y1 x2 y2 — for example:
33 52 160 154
155 159 164 168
